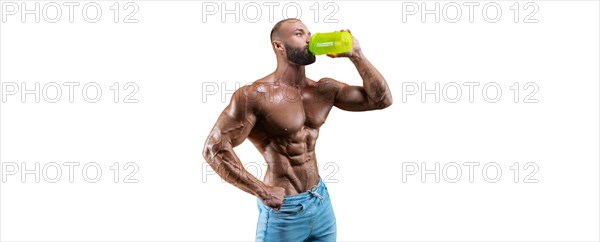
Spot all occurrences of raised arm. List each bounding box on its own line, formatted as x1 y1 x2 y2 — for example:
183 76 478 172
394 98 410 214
325 30 393 111
202 86 285 209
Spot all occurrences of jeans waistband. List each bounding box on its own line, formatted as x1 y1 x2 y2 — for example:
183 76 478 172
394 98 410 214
282 179 326 202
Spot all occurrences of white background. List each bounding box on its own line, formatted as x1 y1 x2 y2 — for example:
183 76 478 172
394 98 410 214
1 0 599 241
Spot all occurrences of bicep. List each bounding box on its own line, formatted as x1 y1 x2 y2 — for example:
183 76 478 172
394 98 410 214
328 80 372 111
206 89 257 150
213 106 257 147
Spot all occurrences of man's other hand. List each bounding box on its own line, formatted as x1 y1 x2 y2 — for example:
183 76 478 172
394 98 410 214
260 186 286 210
326 29 362 59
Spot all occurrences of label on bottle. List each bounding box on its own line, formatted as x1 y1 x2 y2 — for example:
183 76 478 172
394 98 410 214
316 42 334 47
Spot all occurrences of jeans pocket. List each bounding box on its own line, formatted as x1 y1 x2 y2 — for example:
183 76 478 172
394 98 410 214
272 202 305 217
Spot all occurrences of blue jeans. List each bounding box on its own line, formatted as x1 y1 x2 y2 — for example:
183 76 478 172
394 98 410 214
256 179 336 242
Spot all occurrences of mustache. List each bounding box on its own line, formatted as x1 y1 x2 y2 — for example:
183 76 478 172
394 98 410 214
304 45 313 54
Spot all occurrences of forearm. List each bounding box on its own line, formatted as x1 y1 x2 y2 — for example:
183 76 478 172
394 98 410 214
204 147 269 199
350 50 393 106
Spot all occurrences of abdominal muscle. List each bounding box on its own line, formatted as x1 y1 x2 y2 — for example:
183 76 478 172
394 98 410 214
251 126 321 196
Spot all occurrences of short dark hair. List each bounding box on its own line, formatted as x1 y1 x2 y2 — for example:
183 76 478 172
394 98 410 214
270 18 301 41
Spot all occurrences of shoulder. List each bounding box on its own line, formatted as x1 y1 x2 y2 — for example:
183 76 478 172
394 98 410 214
238 76 282 94
317 77 347 89
316 77 347 96
229 79 275 110
232 79 268 99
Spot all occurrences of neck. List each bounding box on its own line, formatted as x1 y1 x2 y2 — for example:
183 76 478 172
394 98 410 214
273 60 307 88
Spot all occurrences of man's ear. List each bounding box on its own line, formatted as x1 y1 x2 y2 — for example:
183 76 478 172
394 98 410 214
272 40 285 51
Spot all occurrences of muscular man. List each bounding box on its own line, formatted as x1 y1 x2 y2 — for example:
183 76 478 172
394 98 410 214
203 18 392 242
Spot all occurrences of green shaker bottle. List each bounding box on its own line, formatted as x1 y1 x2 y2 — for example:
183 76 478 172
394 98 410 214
309 32 353 55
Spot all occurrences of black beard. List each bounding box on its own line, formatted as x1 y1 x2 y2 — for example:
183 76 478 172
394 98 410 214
285 43 316 66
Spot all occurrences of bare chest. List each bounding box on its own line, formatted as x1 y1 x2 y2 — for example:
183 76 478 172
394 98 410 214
256 85 332 135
